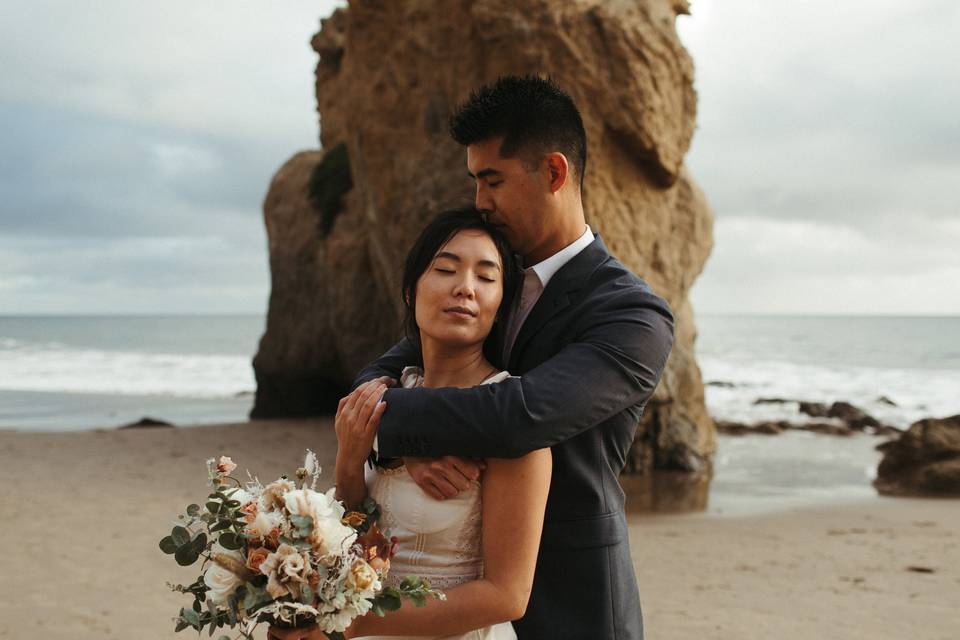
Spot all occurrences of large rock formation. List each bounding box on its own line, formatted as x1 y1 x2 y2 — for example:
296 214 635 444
252 0 716 508
874 415 960 497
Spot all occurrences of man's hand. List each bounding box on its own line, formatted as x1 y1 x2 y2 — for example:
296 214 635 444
404 456 486 500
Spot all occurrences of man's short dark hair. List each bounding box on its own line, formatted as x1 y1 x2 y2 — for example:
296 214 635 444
449 75 587 186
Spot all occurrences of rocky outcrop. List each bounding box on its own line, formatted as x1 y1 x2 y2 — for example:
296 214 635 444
252 0 715 506
874 415 960 497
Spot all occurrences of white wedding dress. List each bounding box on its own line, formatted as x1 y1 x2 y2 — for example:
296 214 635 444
356 367 517 640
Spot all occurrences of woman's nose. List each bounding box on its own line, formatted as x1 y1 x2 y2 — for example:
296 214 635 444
452 275 476 298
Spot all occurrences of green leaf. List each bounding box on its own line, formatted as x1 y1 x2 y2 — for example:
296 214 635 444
218 532 242 550
206 501 222 515
187 503 201 516
399 576 422 591
210 519 233 532
374 592 401 612
181 606 200 628
192 532 208 551
171 526 190 547
175 545 199 566
225 499 241 508
159 535 178 554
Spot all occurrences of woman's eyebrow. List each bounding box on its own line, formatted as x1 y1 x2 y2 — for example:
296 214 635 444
435 252 501 271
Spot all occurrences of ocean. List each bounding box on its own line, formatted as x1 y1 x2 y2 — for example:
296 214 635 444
2 313 957 512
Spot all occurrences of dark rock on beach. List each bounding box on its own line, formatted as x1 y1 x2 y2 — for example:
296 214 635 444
877 396 898 406
716 421 785 436
706 381 736 388
715 420 854 437
874 415 960 497
798 401 830 418
827 402 881 431
118 417 175 429
753 397 795 405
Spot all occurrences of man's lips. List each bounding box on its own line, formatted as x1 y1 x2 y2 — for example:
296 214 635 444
444 306 477 318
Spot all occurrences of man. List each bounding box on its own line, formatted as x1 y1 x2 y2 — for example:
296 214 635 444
355 75 674 639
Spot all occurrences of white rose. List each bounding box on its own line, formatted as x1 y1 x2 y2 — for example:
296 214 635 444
345 560 380 596
204 543 245 605
283 488 356 558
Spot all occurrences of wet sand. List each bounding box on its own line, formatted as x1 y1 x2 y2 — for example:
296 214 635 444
1 419 956 639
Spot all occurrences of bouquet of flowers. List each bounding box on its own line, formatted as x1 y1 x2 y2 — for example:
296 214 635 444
160 451 443 639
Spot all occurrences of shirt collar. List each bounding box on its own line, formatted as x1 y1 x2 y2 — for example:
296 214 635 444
525 225 595 289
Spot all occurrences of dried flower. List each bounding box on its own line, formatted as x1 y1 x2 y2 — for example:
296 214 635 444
217 456 237 474
340 512 367 528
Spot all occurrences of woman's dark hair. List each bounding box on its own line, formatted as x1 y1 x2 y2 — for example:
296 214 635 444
401 207 519 366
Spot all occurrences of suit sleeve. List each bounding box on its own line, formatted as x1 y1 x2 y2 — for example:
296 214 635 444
375 288 674 459
350 336 422 391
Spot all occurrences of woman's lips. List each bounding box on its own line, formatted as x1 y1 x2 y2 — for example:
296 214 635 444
444 306 476 318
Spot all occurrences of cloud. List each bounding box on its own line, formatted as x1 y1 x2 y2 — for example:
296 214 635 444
0 1 344 313
679 0 960 313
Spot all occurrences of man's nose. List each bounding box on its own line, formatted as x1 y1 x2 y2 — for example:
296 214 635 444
475 184 493 213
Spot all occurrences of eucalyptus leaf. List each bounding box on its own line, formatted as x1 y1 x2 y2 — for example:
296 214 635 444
211 519 233 532
175 545 199 566
206 501 222 515
187 503 201 516
171 526 190 547
375 593 401 612
218 532 240 550
182 607 200 627
192 532 208 551
159 535 178 554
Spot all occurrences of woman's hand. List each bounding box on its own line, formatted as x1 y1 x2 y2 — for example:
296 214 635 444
266 623 325 639
335 378 388 469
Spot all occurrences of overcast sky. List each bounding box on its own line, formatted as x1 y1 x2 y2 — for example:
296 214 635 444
1 1 957 315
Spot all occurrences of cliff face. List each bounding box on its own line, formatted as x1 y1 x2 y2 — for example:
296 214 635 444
252 0 716 507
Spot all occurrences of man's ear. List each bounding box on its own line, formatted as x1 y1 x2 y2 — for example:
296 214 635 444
545 152 569 194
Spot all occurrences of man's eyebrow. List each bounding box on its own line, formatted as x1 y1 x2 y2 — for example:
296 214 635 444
467 168 501 179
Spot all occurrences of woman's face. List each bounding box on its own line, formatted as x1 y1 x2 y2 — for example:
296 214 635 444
414 229 504 349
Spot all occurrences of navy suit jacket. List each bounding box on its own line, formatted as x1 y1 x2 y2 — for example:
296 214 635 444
353 235 674 639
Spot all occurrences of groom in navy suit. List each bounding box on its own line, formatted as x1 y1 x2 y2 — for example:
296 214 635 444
355 75 674 640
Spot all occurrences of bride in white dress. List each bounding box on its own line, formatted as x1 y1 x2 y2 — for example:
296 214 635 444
268 209 551 640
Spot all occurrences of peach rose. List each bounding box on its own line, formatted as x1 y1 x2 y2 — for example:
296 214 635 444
246 546 271 574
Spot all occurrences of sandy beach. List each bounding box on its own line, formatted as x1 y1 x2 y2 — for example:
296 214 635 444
1 419 956 640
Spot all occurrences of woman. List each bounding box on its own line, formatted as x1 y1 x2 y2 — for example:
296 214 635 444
269 208 552 640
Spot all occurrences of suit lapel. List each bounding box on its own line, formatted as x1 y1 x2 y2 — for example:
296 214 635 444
507 236 610 370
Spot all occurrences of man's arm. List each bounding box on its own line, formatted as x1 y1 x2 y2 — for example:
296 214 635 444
376 288 674 459
350 335 421 390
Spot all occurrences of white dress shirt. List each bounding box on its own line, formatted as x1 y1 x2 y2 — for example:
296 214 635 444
502 225 594 362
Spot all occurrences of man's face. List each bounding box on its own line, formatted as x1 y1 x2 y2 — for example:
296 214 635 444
466 137 549 260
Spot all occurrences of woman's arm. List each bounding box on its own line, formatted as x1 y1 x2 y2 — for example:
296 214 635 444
346 448 552 637
334 380 388 509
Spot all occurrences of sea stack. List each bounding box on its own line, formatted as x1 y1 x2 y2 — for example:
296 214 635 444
252 0 715 507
